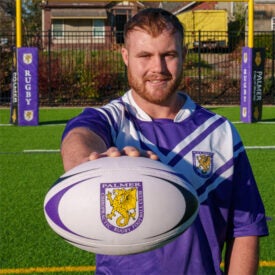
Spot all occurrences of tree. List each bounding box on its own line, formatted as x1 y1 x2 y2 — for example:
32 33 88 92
0 0 15 18
233 2 247 35
0 0 42 36
22 0 42 34
0 0 15 39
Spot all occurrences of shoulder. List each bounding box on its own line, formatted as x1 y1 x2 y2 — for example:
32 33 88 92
185 96 230 128
72 92 130 122
186 100 242 148
95 91 134 117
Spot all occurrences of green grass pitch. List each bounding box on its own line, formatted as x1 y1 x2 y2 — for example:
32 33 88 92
0 106 274 274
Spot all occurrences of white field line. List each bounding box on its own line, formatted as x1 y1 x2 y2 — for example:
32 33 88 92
1 121 275 153
0 123 66 126
1 146 274 155
245 146 275 149
232 121 275 124
20 146 275 153
1 121 275 127
23 149 61 153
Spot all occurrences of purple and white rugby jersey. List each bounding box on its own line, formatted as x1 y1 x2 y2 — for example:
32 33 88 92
62 91 268 275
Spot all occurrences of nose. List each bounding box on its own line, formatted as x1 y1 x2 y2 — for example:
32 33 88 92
151 55 167 73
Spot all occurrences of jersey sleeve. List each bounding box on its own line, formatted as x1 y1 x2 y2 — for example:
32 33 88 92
229 125 269 238
61 107 114 148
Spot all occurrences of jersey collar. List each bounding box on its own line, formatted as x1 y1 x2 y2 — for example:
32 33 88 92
123 90 197 122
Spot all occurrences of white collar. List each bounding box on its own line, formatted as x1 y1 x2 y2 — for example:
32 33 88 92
123 90 196 122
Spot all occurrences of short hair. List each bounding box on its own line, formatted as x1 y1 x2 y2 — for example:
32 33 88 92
124 8 184 44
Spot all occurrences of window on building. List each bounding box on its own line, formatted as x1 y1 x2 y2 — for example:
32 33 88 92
254 11 267 20
52 19 64 38
112 9 131 44
65 19 93 32
92 19 105 43
52 18 104 43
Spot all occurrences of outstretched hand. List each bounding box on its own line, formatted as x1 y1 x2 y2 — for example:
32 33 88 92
88 146 159 161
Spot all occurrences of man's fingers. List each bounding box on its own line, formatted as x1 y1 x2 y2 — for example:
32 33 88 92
88 147 121 160
122 146 141 157
88 147 158 160
88 152 101 160
146 150 159 160
122 147 158 160
106 147 121 157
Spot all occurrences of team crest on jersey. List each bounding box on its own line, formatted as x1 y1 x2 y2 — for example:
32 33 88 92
100 182 144 234
193 151 213 178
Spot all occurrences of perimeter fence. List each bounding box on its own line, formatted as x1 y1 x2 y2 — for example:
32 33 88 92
0 30 274 106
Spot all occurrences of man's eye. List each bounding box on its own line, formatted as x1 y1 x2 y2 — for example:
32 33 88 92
139 54 150 58
166 53 177 58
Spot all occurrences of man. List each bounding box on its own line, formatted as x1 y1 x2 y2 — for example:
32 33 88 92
61 8 268 274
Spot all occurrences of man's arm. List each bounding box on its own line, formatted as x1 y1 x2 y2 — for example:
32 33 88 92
225 236 259 275
61 127 108 171
61 127 158 172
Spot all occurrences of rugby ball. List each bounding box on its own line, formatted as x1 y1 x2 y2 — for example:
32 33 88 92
44 156 198 255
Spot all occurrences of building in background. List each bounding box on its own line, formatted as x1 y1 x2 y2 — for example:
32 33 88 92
254 0 275 31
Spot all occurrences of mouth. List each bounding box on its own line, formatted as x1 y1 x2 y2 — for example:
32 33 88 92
146 77 171 85
149 79 166 84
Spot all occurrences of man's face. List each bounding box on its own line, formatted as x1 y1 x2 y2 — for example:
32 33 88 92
121 28 184 106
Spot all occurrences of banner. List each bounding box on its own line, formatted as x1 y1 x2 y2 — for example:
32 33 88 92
10 47 18 124
240 47 265 123
17 47 39 126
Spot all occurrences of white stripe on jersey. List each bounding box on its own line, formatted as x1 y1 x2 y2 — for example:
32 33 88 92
96 91 238 203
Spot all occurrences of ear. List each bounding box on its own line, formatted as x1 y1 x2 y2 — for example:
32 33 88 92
121 47 129 67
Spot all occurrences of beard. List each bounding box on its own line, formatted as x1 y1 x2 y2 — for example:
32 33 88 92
127 68 183 105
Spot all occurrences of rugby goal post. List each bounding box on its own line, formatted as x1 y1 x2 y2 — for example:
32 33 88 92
173 0 264 123
10 0 39 126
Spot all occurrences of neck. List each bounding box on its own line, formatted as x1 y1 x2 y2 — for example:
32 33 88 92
132 92 185 119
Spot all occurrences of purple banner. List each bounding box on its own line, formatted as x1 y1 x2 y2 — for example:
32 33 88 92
241 47 265 123
17 47 39 126
252 48 265 122
10 47 18 124
240 47 253 123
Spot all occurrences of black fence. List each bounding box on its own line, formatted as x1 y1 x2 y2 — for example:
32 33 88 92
0 30 274 106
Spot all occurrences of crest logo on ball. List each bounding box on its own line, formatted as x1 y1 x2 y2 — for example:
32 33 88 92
100 182 144 234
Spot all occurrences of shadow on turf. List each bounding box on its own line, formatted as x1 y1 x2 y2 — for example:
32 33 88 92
260 118 275 122
39 120 68 125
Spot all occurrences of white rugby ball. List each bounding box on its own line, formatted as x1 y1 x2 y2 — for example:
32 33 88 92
44 156 198 255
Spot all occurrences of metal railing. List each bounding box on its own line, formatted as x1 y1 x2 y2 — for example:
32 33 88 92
0 30 274 106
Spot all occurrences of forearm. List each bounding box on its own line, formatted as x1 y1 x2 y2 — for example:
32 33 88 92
61 127 107 171
225 236 259 275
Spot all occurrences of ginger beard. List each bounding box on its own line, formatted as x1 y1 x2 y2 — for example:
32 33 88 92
127 66 183 105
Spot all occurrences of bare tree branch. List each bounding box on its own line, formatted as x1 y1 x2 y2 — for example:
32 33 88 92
0 0 15 17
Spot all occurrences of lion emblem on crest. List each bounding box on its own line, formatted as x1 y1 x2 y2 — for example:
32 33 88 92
193 151 213 178
106 188 137 227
